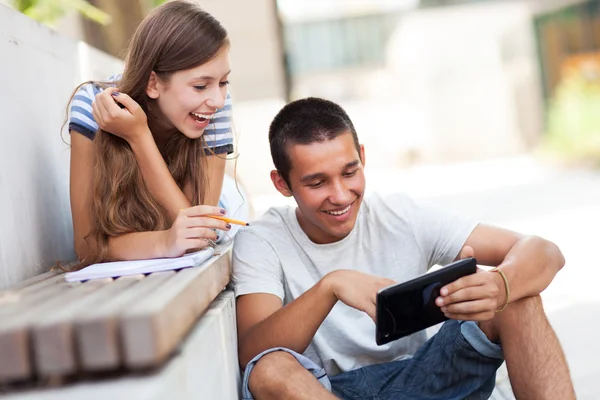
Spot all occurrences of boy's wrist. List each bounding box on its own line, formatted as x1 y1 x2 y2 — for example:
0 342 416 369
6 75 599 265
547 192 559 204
320 271 341 302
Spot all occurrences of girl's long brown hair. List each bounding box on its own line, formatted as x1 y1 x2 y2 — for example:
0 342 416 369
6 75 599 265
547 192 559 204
66 1 229 267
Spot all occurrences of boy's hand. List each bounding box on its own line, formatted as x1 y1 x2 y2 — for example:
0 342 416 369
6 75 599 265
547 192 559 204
436 246 507 321
325 270 395 322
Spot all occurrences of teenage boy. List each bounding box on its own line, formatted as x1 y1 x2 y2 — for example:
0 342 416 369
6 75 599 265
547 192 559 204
232 98 575 400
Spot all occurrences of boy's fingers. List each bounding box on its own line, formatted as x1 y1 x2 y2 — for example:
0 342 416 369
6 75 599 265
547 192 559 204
441 273 486 296
436 286 488 307
441 298 495 315
458 245 475 260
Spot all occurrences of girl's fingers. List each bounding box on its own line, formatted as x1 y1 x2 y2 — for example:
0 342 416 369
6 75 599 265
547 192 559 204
185 227 218 241
91 101 104 126
184 216 229 231
185 238 209 251
110 92 142 114
183 205 226 217
94 93 111 118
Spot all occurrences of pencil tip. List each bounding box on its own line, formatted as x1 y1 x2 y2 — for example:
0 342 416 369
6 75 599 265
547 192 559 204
246 223 250 226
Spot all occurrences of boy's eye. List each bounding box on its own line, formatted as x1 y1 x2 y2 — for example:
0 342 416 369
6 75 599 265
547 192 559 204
308 182 323 188
344 170 358 177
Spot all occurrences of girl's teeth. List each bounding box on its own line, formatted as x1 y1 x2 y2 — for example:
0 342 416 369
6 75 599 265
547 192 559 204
192 112 212 119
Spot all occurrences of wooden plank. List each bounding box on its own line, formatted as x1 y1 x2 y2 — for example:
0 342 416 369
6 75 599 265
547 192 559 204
120 247 232 369
74 272 175 372
31 278 123 376
0 280 106 383
0 280 72 318
0 273 68 311
1 270 58 292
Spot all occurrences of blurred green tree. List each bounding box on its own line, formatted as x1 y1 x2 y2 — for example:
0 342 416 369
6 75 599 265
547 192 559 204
11 0 111 26
9 0 168 58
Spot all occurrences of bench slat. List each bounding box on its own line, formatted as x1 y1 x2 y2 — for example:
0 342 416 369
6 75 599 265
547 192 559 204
120 247 231 368
74 272 175 372
0 280 86 382
2 270 59 291
31 278 119 376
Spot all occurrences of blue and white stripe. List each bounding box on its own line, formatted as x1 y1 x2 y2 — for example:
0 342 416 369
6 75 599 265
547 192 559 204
68 73 234 154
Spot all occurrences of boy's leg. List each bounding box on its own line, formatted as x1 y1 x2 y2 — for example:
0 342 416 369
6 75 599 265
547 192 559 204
244 349 337 400
478 295 576 399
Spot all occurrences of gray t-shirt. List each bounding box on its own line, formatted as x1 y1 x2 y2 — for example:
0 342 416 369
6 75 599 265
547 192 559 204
232 192 477 376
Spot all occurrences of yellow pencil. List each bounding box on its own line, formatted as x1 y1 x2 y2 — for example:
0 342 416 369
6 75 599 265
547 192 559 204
208 215 250 226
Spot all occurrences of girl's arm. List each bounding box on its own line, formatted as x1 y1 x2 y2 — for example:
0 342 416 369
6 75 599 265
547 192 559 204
69 131 229 262
193 154 227 207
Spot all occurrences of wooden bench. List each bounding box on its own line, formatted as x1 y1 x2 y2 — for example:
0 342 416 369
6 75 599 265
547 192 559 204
0 245 240 399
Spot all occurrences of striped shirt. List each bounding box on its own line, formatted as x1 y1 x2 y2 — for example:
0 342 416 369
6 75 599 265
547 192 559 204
68 74 234 154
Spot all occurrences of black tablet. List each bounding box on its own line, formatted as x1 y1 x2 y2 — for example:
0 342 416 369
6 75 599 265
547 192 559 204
375 257 477 346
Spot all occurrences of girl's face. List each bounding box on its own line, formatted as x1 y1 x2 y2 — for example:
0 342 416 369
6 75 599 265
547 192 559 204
148 48 231 140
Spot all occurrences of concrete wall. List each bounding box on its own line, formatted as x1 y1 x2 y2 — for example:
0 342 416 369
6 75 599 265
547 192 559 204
0 4 122 290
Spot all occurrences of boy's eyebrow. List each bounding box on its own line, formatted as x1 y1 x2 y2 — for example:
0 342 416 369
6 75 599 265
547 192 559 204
299 160 361 183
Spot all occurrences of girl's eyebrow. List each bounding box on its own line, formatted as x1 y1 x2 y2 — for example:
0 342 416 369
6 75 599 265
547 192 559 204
192 70 232 82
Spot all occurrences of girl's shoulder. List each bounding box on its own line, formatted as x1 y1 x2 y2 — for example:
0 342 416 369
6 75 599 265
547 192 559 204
75 73 121 100
69 73 122 139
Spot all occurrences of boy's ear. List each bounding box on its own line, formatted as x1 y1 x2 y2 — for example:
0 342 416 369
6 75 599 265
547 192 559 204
271 170 292 197
146 71 160 99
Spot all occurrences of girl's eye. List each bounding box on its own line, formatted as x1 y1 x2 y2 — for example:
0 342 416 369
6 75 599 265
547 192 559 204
194 85 207 90
219 80 230 87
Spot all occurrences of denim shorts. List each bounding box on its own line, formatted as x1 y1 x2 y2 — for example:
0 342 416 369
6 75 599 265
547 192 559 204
242 320 504 400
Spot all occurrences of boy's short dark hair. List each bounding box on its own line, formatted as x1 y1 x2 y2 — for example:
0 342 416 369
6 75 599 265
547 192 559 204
268 97 361 188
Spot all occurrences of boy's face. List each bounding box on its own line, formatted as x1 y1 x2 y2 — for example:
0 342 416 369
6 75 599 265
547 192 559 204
272 132 366 244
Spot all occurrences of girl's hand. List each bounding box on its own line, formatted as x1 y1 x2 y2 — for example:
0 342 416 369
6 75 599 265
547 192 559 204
91 86 150 144
161 206 231 258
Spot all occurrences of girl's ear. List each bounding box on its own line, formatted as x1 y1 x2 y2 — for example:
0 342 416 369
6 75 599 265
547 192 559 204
146 71 160 99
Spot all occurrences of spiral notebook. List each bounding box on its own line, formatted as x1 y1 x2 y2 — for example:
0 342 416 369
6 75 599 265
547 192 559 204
64 248 215 282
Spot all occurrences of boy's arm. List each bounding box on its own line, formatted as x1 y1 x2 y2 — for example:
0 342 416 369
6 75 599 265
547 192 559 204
236 278 336 368
462 224 564 301
236 270 394 368
439 224 564 320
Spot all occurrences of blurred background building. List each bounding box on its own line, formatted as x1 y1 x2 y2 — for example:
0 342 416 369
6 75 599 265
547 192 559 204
4 0 597 197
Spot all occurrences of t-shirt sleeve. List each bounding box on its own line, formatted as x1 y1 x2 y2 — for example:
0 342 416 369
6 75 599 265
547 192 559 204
203 91 234 155
388 194 478 267
69 83 102 140
232 229 285 300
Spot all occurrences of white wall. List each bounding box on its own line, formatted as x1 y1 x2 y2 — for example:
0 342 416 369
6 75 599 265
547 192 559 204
0 4 122 290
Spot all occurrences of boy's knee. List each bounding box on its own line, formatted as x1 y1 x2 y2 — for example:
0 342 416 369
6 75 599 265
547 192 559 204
504 295 544 319
248 351 304 396
480 295 545 341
